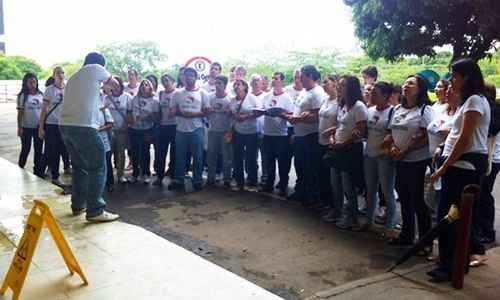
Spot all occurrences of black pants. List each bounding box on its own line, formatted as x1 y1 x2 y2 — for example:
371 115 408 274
476 163 500 240
438 166 485 273
263 135 289 191
44 124 69 180
156 125 177 179
19 127 44 177
233 131 258 185
293 132 320 201
128 128 152 177
318 144 333 204
105 150 114 186
395 159 431 244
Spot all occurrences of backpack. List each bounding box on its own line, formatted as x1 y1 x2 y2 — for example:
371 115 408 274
488 100 500 137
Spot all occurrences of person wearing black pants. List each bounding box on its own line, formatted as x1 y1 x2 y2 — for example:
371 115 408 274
39 66 67 185
477 159 500 243
260 72 295 195
429 59 490 282
16 73 44 177
153 75 178 185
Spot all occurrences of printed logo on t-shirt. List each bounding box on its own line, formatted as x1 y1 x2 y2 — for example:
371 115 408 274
186 96 195 103
213 102 223 111
270 98 278 107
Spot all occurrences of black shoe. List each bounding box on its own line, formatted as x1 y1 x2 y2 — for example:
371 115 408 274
287 192 303 202
152 178 163 186
427 269 451 283
388 236 413 246
278 189 287 197
479 236 496 244
168 182 185 191
193 183 203 191
259 186 273 193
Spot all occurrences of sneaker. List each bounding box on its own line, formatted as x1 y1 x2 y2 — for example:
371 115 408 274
322 210 340 223
64 167 72 175
72 208 86 216
143 175 151 184
118 176 129 184
129 176 138 184
86 211 120 223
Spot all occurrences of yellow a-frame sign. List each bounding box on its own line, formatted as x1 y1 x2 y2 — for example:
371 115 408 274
0 200 88 300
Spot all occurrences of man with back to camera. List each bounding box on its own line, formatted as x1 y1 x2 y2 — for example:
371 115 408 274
59 52 121 222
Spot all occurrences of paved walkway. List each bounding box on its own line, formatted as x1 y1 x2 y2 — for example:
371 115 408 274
0 157 281 300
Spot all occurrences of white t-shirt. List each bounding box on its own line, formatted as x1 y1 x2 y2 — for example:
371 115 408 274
366 105 393 157
293 85 326 137
158 89 177 126
335 101 368 145
43 85 65 125
252 92 267 134
104 92 131 129
60 64 111 129
492 134 500 164
17 93 43 128
427 109 454 155
173 88 210 133
127 96 159 130
263 91 294 136
432 102 447 116
285 85 304 105
207 93 232 132
389 104 433 162
124 84 139 97
97 103 113 152
201 81 216 94
318 99 338 145
443 95 490 156
230 94 262 134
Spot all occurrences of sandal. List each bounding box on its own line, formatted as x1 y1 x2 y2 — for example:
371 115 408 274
469 254 488 267
416 246 432 257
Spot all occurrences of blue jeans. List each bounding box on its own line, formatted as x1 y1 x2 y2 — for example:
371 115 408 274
330 167 344 219
60 125 106 217
174 128 204 185
207 131 232 183
364 155 397 228
340 170 358 221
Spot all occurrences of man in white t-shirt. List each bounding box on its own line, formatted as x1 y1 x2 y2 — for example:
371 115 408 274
260 72 294 196
286 65 327 203
250 74 268 185
59 52 120 223
169 67 210 191
201 62 222 93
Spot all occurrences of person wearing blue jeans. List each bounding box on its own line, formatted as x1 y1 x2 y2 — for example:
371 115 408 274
364 82 397 230
59 52 120 222
168 67 209 191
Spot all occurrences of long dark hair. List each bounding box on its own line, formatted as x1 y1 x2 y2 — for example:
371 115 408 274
114 76 125 96
339 75 362 108
401 75 431 107
18 73 41 104
450 58 485 105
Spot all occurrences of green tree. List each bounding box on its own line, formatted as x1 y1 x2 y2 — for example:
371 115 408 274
343 0 499 63
0 54 22 79
10 55 43 76
97 41 167 79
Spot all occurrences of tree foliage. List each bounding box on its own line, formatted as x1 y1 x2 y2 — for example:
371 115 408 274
0 54 42 80
97 41 167 79
344 0 499 63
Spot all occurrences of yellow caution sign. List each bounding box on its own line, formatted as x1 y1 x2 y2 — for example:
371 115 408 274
0 200 88 300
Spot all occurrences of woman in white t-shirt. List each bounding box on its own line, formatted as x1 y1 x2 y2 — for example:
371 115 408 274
16 72 44 177
230 79 263 189
39 66 69 185
330 75 368 230
103 76 132 184
430 59 491 281
385 75 433 251
318 74 341 222
364 82 397 231
432 79 449 116
126 79 159 183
